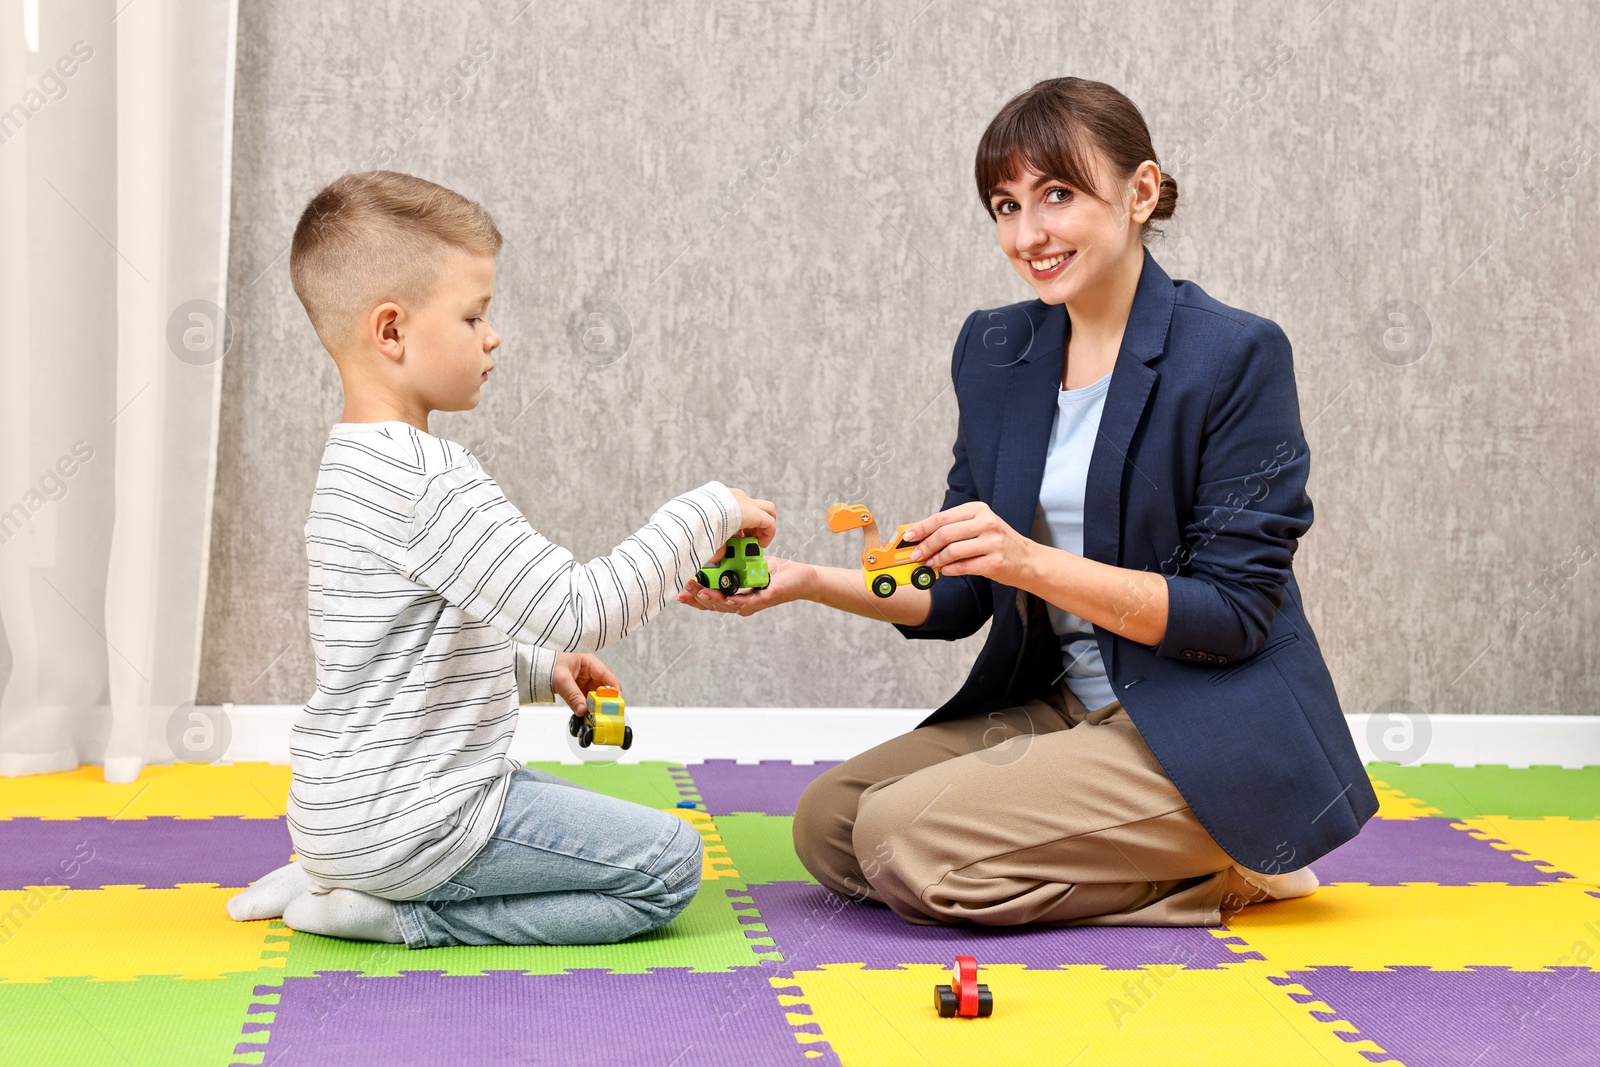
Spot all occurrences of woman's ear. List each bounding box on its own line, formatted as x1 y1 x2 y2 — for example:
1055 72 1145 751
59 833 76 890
1128 160 1161 226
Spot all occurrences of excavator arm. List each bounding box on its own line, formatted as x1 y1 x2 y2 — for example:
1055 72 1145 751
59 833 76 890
826 502 881 557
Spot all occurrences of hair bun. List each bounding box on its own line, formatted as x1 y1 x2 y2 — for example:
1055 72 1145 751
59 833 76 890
1151 171 1179 221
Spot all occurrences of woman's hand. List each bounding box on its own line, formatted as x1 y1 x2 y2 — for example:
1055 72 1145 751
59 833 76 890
675 555 816 616
551 652 620 714
904 502 1039 586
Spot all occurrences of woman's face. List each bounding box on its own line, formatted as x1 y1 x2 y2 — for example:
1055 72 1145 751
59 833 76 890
988 151 1157 307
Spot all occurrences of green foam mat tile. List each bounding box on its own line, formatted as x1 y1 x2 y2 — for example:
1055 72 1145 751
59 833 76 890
1367 763 1600 819
524 760 690 809
715 814 818 887
0 973 263 1067
278 872 778 977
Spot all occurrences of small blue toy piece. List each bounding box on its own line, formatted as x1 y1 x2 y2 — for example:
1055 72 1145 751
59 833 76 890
676 800 699 809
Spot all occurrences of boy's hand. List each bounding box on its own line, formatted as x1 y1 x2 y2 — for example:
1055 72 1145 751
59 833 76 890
552 652 620 715
726 488 777 548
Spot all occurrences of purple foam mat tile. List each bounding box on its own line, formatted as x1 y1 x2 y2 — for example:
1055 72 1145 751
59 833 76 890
1312 817 1570 886
738 882 1254 971
242 968 835 1067
0 816 293 890
685 760 841 816
1289 966 1600 1067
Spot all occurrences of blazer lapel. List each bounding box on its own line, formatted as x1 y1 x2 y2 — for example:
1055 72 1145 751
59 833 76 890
1082 248 1176 568
992 304 1064 539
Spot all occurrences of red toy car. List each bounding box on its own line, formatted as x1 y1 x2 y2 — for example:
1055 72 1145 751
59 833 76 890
935 955 992 1018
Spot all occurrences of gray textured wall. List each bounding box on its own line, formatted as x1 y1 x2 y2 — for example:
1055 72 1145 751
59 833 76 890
199 0 1600 716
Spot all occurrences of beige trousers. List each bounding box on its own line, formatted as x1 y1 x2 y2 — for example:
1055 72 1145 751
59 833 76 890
792 681 1237 927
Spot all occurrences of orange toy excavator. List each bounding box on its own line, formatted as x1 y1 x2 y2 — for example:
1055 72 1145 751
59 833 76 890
826 502 941 599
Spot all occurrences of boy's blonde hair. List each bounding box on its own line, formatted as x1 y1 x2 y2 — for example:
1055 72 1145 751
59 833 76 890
289 171 502 353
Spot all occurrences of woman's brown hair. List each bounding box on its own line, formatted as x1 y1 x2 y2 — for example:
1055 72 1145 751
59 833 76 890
975 77 1177 238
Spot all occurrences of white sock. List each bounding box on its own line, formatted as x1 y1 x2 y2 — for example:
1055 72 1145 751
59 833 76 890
1231 863 1320 901
282 888 403 943
226 860 313 921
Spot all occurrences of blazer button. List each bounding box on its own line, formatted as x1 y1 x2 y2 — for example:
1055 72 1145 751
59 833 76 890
1215 655 1229 664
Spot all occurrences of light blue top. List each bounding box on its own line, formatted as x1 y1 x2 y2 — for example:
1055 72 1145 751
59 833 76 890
1029 368 1119 713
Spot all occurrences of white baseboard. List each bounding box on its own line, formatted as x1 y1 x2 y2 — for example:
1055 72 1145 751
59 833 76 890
208 705 1600 768
1346 713 1600 770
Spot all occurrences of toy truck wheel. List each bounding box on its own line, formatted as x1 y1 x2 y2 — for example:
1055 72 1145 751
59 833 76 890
871 574 897 598
568 714 583 738
621 725 634 750
578 722 594 748
935 985 958 1017
718 571 739 594
695 569 712 588
911 566 937 590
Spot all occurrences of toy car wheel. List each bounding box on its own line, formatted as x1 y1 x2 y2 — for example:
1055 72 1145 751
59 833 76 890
578 723 594 748
976 985 994 1017
718 571 739 594
911 566 937 590
568 714 583 738
935 985 958 1017
622 725 634 750
871 574 897 598
695 569 711 588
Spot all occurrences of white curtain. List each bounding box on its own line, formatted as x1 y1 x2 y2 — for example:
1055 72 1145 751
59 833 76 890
0 0 238 782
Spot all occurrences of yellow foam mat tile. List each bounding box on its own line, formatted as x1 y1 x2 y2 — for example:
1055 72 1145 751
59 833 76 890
770 962 1384 1066
1367 778 1442 820
669 808 741 882
1454 816 1600 886
0 763 290 820
0 886 288 983
1222 883 1600 971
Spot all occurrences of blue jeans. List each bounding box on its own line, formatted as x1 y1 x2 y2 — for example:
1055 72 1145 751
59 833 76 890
393 766 703 948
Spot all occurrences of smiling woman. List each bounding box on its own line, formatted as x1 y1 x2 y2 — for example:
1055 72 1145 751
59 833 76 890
679 76 1376 930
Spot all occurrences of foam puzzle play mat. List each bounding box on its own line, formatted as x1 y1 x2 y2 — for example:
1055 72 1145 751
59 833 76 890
1 759 1596 1065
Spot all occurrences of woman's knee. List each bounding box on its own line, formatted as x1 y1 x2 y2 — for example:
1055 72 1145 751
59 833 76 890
793 766 868 894
850 785 921 889
851 780 974 922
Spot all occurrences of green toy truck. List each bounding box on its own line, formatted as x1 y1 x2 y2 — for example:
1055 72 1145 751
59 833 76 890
695 536 770 594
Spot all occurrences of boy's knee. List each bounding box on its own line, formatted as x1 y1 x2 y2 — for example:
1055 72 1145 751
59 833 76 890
627 817 700 932
655 815 703 898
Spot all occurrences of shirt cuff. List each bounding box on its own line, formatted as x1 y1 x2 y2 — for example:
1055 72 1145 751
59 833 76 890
702 480 743 542
515 643 560 704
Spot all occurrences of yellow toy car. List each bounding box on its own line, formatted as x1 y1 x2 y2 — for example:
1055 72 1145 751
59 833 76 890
826 502 940 599
568 685 633 750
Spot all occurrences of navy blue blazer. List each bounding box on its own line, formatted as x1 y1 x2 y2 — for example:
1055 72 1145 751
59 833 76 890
896 246 1377 874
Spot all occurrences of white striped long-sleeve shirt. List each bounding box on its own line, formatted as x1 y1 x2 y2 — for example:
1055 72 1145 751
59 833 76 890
287 421 741 899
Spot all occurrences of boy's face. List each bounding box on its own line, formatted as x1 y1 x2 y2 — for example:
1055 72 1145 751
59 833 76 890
405 249 501 413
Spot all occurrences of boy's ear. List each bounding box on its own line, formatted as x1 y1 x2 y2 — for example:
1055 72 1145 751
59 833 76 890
370 302 405 363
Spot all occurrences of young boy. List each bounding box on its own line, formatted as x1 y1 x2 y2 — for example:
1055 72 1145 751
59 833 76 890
224 171 776 947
